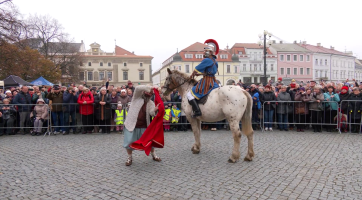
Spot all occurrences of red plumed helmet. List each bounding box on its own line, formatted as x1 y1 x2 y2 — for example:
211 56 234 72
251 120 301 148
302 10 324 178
204 39 219 55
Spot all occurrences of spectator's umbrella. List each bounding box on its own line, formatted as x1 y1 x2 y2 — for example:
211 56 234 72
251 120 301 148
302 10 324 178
30 76 54 86
3 75 34 87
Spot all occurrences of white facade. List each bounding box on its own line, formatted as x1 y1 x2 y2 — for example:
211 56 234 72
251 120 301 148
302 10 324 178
238 48 278 84
313 53 331 80
330 55 355 81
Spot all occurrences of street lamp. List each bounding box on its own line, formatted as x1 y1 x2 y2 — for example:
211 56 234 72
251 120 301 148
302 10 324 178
258 30 272 86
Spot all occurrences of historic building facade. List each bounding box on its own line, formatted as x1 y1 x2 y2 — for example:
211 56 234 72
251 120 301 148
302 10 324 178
229 43 278 84
78 43 153 86
156 42 240 86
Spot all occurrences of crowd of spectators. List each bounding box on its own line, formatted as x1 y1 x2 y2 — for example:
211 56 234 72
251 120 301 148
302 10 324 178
0 80 135 136
1 77 362 135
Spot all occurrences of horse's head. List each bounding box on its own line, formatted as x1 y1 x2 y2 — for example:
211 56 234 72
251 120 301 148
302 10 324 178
161 68 197 96
161 68 176 96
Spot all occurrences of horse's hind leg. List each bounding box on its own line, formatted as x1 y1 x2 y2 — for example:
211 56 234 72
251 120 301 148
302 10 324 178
188 116 201 154
228 119 242 163
244 133 254 161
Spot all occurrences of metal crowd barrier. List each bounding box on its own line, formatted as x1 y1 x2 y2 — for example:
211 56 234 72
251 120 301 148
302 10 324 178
262 101 340 133
0 103 52 136
2 100 362 134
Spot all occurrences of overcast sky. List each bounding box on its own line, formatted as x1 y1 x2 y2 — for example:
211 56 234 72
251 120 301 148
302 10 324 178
14 0 362 71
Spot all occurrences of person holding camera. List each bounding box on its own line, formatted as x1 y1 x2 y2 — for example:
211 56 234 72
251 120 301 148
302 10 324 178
63 87 78 134
31 86 47 104
294 87 309 132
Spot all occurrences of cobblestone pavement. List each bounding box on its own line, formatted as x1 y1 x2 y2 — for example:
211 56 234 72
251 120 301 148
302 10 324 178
0 129 362 200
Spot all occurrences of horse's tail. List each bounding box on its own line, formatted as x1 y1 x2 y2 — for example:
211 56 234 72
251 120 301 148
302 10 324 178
241 90 253 135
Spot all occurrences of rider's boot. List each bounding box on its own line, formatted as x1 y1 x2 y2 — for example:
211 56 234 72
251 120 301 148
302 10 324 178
189 99 202 117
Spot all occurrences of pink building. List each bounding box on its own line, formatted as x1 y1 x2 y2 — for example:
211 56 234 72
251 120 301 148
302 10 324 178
269 43 313 82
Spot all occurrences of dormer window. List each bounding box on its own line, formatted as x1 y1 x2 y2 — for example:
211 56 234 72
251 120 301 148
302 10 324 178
220 54 228 59
185 54 193 59
195 54 203 59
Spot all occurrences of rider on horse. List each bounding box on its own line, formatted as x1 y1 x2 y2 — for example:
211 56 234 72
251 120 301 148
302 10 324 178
187 39 220 117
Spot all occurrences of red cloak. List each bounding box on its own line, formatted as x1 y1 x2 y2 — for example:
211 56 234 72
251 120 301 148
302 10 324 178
129 89 165 155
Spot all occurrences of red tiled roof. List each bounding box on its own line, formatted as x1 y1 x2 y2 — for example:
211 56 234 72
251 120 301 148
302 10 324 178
82 55 152 58
230 43 273 55
298 44 350 56
181 42 208 52
115 45 135 55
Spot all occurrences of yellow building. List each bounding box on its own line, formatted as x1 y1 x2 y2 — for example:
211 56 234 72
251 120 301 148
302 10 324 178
155 42 240 86
79 42 153 86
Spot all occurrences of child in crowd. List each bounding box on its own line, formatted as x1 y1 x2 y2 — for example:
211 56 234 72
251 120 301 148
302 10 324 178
163 104 171 132
114 104 127 133
171 104 181 132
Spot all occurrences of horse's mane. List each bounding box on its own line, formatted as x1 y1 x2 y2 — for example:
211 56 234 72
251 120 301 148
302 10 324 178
171 70 197 85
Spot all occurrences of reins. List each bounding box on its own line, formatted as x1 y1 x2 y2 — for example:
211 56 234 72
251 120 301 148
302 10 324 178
163 75 190 92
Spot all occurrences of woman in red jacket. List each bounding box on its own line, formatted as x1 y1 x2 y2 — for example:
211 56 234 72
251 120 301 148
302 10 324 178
78 88 94 134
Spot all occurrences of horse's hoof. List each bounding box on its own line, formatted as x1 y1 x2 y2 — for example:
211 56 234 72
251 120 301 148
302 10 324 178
228 158 237 163
244 156 253 161
191 147 200 154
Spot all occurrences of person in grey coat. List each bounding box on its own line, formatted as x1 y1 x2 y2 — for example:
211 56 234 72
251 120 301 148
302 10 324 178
277 86 291 131
309 86 325 132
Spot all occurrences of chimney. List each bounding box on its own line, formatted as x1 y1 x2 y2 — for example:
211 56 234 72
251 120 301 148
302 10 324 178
302 41 306 44
293 40 297 44
81 40 84 43
330 46 334 50
317 43 321 47
279 41 283 44
272 40 276 44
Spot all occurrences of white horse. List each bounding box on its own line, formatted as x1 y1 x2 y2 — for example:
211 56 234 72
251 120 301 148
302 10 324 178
162 69 254 163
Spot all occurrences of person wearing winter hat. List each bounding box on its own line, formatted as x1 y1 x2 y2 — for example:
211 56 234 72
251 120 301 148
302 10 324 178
339 86 350 121
114 104 127 133
30 99 49 136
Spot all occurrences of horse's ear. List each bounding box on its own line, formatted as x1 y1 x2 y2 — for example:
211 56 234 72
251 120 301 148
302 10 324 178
167 68 172 74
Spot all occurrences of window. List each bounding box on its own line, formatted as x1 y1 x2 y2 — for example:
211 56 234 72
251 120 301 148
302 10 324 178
243 64 246 71
124 63 127 67
281 68 284 75
325 59 327 66
185 65 190 73
280 55 284 61
287 55 291 61
307 68 310 75
196 54 203 59
238 51 243 55
254 77 258 83
88 62 91 66
300 55 304 61
100 62 103 66
227 65 230 73
306 55 310 61
123 71 128 80
324 71 327 78
220 54 228 59
300 68 304 75
140 63 143 67
271 64 274 71
108 62 111 67
320 59 323 66
79 72 84 80
243 77 251 83
87 71 93 80
315 59 318 65
80 61 83 66
287 68 291 75
294 68 297 75
234 66 238 73
254 64 257 71
99 72 105 80
293 55 298 61
107 72 112 80
249 64 252 71
185 54 193 59
139 71 144 80
173 65 181 71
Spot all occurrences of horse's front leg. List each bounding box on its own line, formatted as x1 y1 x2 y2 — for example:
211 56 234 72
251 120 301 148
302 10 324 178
188 116 201 154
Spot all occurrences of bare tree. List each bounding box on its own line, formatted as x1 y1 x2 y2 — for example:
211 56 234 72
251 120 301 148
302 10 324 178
25 14 82 83
0 0 29 44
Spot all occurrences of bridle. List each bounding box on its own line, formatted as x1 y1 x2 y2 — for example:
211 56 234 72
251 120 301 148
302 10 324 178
162 75 189 93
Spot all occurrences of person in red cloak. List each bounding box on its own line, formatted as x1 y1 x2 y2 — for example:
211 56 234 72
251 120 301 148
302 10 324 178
123 85 162 166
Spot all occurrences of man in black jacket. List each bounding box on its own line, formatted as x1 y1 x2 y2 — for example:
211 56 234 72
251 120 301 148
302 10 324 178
12 86 32 134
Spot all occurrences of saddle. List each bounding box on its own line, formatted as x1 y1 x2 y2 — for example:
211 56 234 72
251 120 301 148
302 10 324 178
196 94 209 105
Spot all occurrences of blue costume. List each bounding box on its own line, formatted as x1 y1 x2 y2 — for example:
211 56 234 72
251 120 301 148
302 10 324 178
191 56 219 100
